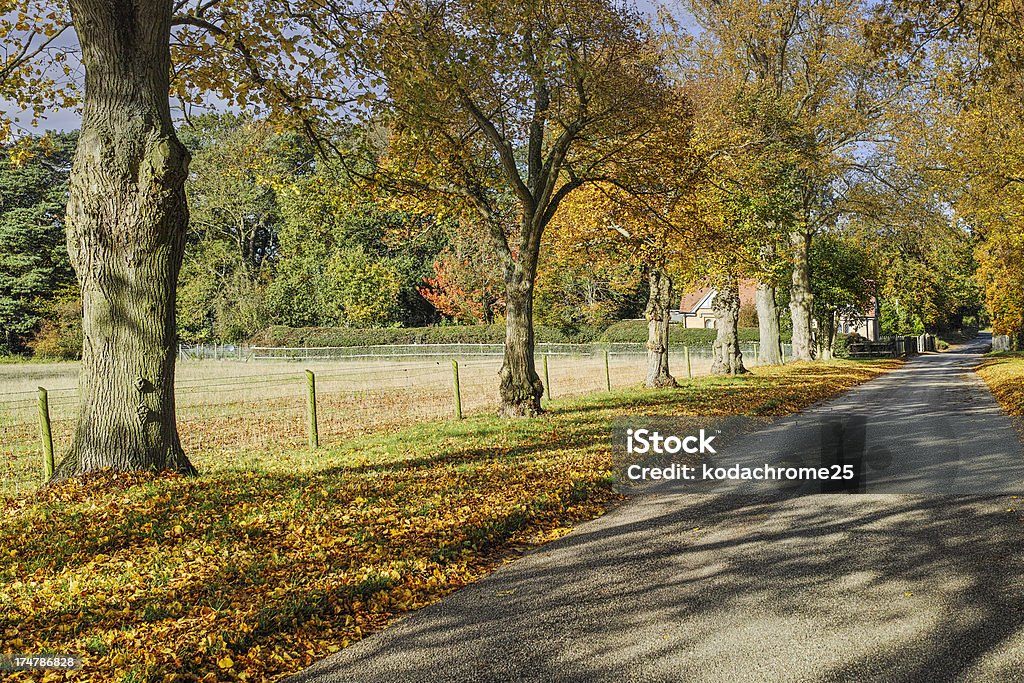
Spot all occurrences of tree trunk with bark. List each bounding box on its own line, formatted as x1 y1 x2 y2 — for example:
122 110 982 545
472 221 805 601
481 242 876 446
54 0 195 479
499 264 544 417
644 268 677 388
755 281 784 365
789 229 816 361
819 310 836 360
711 278 747 376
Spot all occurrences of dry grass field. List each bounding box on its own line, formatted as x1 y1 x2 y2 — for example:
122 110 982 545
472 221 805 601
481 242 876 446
0 348 733 493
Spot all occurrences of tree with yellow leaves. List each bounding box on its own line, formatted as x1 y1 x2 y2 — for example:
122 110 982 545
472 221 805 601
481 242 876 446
365 0 674 415
680 0 895 361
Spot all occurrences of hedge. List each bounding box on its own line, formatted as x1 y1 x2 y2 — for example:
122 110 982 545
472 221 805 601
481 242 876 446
249 320 794 348
598 320 789 345
248 324 598 347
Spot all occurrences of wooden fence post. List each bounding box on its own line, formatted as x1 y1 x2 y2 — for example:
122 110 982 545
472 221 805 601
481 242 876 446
38 387 53 480
305 370 319 450
604 349 611 391
543 354 551 401
451 359 463 419
685 346 692 379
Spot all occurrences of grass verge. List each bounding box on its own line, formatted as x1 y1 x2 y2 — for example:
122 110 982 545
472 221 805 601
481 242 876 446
1 359 898 682
977 352 1024 416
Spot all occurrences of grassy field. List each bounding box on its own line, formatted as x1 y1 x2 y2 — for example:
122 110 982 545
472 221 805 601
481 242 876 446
0 359 899 682
0 350 744 494
977 352 1024 416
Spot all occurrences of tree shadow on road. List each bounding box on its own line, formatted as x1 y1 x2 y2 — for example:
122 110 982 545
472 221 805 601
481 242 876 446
289 492 1024 683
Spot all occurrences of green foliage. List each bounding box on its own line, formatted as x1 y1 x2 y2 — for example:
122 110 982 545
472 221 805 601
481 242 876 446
174 116 450 340
810 233 874 351
879 297 925 336
249 324 602 347
811 234 873 321
323 247 402 326
831 332 861 359
533 257 646 339
271 159 447 329
0 132 78 355
598 320 775 344
25 287 82 360
175 115 299 343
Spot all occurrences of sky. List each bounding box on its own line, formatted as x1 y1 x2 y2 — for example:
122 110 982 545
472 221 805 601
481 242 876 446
1 1 698 136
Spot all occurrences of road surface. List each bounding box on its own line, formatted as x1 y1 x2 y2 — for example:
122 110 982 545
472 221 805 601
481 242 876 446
290 336 1024 683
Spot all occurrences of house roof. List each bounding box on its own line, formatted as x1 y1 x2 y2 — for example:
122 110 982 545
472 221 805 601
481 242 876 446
678 279 758 313
679 287 714 313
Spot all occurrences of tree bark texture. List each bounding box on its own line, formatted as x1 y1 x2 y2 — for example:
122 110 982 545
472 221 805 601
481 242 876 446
499 264 544 417
54 0 196 478
711 278 747 376
819 310 836 361
644 268 677 388
755 281 784 365
789 229 816 361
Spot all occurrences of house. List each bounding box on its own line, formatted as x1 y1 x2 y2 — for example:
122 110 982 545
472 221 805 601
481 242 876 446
672 280 758 329
672 281 881 341
837 296 881 341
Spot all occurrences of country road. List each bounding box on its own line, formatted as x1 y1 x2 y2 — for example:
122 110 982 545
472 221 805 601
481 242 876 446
290 335 1024 683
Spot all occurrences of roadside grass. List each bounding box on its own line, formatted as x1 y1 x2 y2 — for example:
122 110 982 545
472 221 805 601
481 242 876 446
1 359 898 682
977 352 1024 415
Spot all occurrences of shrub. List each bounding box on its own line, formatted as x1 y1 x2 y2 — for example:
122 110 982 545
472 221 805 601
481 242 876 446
832 332 864 359
28 294 82 359
598 320 782 345
249 323 603 347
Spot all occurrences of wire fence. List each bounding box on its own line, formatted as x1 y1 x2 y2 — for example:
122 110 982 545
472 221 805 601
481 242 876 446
2 341 785 494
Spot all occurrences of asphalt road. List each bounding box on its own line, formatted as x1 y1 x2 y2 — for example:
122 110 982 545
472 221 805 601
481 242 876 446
290 335 1024 683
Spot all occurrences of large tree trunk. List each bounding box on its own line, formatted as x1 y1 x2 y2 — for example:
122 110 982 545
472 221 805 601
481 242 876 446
644 268 678 388
499 264 544 417
54 0 195 478
755 281 784 365
789 229 815 361
711 277 747 376
819 310 836 361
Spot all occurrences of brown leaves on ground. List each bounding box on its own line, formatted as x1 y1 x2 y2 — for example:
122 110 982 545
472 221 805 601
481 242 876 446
0 360 896 682
977 353 1024 416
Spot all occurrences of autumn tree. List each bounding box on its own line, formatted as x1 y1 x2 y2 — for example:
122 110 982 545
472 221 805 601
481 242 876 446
416 217 507 324
860 1 1000 339
683 0 893 361
367 0 670 415
0 0 365 479
549 182 688 387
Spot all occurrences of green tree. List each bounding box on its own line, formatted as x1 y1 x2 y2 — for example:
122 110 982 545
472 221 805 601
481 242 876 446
810 233 873 359
174 114 308 342
271 160 447 327
0 132 77 354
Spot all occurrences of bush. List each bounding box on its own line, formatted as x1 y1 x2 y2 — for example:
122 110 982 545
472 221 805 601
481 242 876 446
249 323 602 347
598 320 781 345
832 333 864 359
28 295 82 360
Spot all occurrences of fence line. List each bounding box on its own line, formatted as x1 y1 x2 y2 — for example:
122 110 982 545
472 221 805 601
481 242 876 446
182 341 781 362
3 342 780 494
